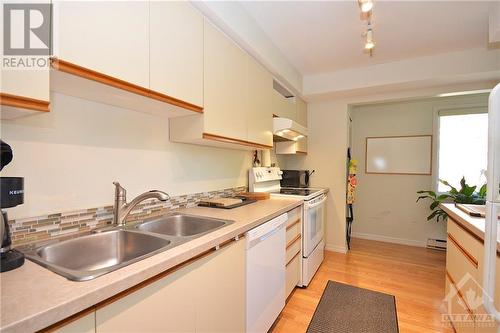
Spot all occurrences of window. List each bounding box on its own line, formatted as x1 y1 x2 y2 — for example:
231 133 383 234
436 108 488 192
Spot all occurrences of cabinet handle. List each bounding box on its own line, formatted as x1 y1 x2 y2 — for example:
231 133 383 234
446 270 474 315
447 233 479 268
286 219 300 231
286 234 301 250
286 250 301 267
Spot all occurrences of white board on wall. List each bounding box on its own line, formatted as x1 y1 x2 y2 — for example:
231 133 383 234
365 135 432 175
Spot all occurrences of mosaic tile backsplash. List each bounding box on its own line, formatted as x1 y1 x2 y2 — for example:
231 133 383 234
8 186 247 246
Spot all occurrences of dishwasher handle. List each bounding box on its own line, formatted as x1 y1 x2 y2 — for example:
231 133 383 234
246 213 288 249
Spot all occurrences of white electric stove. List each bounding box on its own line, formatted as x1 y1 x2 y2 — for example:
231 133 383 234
249 167 326 286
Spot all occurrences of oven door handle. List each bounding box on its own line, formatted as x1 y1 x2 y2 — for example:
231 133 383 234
306 195 327 209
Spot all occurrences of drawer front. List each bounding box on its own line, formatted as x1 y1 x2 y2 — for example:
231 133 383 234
285 252 300 298
445 274 475 333
447 218 483 261
286 235 301 264
446 232 479 287
287 206 301 226
286 218 301 244
475 256 500 333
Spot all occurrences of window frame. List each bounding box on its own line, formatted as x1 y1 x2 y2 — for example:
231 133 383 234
432 103 488 193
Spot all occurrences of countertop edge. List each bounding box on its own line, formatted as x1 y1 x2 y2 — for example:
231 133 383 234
440 203 500 253
1 199 303 333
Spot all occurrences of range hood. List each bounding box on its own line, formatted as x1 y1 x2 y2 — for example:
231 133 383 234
273 117 308 141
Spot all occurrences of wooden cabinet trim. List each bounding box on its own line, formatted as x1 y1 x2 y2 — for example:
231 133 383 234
38 306 95 333
448 216 484 244
286 219 300 231
202 133 273 149
447 232 479 269
96 235 243 309
0 93 49 112
286 234 301 250
40 235 244 331
51 58 203 113
285 250 301 267
445 270 474 316
296 151 307 155
448 216 500 257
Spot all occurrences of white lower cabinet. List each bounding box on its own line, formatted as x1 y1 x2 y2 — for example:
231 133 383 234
445 217 500 333
95 239 245 333
54 312 95 333
285 207 302 298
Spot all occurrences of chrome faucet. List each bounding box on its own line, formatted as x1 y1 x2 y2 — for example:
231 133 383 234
113 182 170 226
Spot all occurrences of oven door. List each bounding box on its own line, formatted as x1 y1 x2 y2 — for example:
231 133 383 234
303 193 326 257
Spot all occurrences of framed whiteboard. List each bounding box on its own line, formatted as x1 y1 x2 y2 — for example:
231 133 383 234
365 135 432 175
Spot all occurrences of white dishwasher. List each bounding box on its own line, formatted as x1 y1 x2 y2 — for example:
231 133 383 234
246 213 287 333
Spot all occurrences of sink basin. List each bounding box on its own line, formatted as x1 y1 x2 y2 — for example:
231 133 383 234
25 230 172 281
136 214 231 237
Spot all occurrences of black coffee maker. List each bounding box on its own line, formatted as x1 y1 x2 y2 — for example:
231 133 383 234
1 140 25 272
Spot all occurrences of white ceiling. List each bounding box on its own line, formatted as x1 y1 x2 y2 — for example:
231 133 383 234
239 1 493 76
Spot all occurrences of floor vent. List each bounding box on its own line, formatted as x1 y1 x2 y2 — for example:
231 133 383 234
426 238 447 251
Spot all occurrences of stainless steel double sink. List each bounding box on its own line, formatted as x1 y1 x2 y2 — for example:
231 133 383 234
21 213 233 281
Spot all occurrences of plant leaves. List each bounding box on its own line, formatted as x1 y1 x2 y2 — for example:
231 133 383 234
478 184 487 198
416 195 429 203
437 194 453 201
430 201 440 210
440 179 458 194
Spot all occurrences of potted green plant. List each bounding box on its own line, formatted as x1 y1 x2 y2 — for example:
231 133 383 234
416 177 487 222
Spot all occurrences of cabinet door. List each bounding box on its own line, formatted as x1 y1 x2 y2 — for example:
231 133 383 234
95 263 198 332
53 1 149 87
445 276 476 333
55 312 95 333
246 57 273 147
0 1 49 102
475 256 500 332
195 239 246 333
296 97 308 126
296 138 308 153
150 1 203 107
272 90 296 120
203 19 247 140
1 68 49 102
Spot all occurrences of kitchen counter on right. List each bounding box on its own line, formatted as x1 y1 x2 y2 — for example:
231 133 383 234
441 203 500 254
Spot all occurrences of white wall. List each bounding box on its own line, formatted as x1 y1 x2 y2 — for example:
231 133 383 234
282 83 496 253
349 94 489 247
0 93 252 219
283 100 350 253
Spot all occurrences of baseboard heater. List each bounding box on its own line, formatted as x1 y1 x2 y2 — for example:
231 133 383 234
426 238 447 251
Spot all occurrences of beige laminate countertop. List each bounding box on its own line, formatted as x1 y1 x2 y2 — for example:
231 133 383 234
0 197 302 333
441 203 500 253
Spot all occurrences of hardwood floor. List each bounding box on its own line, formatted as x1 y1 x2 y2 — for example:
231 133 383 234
271 238 453 333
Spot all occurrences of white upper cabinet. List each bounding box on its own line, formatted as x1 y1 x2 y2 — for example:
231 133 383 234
246 57 274 147
203 19 248 140
272 90 296 120
1 70 49 102
52 1 149 87
170 19 275 150
150 1 203 107
0 1 50 117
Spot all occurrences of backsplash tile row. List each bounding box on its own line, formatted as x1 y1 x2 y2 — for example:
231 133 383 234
8 186 247 246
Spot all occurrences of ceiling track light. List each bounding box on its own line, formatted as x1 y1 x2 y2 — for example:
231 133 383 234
357 0 375 56
365 27 375 51
358 0 373 13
